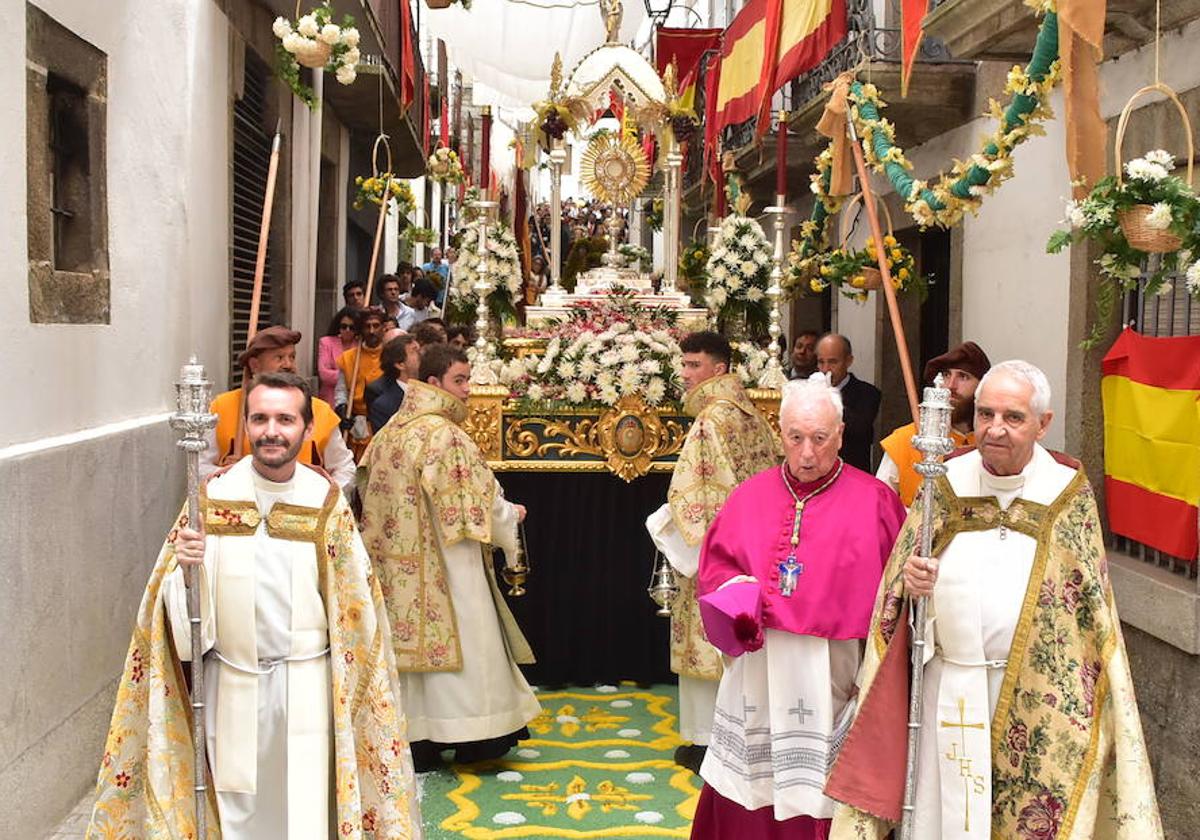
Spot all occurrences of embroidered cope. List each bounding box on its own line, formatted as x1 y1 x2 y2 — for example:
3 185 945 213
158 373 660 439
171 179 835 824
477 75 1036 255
827 445 1163 840
85 457 421 840
358 381 540 744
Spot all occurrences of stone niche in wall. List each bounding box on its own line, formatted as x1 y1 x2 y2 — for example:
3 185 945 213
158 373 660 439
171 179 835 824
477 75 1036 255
25 3 109 324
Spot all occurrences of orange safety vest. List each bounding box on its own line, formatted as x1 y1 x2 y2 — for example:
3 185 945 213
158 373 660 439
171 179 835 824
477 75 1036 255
879 422 975 506
211 388 342 467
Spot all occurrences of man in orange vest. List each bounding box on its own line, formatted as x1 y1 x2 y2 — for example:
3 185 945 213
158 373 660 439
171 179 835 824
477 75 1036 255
876 341 991 506
334 307 386 460
201 325 356 495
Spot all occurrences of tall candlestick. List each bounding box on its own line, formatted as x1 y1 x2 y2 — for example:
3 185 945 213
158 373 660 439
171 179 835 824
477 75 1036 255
714 169 727 220
775 110 789 202
480 105 492 197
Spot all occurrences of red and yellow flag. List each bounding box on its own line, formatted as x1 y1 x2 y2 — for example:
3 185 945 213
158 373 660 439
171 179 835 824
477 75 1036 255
714 0 845 135
656 27 723 116
1102 328 1200 560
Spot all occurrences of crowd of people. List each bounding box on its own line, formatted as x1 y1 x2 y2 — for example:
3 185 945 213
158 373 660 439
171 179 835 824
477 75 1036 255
86 296 1163 839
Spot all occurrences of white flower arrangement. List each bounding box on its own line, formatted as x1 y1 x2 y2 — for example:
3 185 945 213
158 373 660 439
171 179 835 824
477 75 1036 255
450 222 523 323
273 4 360 107
705 214 772 334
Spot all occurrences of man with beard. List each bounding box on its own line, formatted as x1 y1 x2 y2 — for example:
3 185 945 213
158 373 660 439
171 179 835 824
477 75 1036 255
87 372 422 838
335 307 387 458
358 345 541 771
876 341 990 506
202 325 355 496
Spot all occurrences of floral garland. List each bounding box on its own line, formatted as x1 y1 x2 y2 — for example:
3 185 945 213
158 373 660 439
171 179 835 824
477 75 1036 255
789 4 1061 272
353 175 414 214
273 5 360 107
706 214 772 335
450 222 523 323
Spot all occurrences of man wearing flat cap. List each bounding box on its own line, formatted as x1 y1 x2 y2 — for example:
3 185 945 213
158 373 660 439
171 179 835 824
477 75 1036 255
200 325 357 496
876 340 991 506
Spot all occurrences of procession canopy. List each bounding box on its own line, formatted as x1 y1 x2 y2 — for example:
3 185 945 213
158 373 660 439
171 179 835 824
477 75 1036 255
566 42 668 118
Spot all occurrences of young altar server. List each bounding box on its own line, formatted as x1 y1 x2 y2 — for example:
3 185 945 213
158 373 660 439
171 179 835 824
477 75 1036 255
690 373 906 838
827 361 1161 839
358 344 541 771
645 331 779 773
87 372 422 839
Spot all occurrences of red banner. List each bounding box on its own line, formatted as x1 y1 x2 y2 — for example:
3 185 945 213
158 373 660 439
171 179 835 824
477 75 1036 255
656 27 723 111
901 0 927 96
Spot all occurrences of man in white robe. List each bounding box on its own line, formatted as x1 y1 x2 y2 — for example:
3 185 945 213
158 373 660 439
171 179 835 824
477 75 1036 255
828 360 1161 839
359 345 541 771
87 371 421 839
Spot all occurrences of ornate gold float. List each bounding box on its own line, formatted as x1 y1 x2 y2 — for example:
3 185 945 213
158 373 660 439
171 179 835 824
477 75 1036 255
464 386 781 482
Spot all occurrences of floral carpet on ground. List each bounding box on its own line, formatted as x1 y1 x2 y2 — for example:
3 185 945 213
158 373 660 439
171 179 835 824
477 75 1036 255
418 684 701 838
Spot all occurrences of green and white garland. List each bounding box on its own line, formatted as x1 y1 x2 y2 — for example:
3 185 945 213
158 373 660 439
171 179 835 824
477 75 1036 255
785 2 1062 299
706 214 771 332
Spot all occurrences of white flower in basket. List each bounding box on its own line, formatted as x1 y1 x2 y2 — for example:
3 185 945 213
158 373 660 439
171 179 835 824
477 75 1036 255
274 3 361 107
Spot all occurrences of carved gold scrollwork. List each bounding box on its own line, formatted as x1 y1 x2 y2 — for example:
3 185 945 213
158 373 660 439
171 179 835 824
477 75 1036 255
498 396 688 481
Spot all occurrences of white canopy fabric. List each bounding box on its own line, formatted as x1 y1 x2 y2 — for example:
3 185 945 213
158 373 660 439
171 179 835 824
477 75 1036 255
423 0 650 109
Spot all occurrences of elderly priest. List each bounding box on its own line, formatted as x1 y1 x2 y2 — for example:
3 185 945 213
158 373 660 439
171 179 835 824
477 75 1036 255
827 360 1162 839
87 371 421 839
689 373 906 839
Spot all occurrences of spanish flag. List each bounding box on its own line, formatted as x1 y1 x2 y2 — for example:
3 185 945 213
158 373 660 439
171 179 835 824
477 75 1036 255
656 27 723 116
714 0 846 135
1102 328 1200 560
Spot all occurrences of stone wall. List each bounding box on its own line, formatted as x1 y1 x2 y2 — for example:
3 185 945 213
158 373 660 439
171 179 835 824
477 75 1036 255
0 419 182 838
1122 624 1200 839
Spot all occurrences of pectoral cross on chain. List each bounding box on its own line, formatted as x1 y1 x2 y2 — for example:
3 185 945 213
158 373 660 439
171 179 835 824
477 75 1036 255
779 499 805 597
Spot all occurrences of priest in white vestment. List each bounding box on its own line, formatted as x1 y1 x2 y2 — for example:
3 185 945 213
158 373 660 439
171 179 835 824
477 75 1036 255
828 361 1161 840
87 372 421 839
359 345 541 772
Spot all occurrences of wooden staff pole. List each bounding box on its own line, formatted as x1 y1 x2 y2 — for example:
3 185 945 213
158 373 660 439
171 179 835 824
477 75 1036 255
846 121 920 424
343 174 394 439
232 121 282 462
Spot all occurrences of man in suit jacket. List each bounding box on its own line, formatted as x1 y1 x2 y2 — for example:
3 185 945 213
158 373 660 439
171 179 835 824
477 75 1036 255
366 334 421 434
815 333 880 472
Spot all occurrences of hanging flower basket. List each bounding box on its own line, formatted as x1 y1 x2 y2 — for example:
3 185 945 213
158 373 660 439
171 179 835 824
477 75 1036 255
1046 81 1200 346
273 2 361 107
427 146 465 185
1117 203 1183 253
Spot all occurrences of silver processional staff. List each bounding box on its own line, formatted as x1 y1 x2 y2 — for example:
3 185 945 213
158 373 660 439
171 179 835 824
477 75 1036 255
900 373 955 840
169 356 217 837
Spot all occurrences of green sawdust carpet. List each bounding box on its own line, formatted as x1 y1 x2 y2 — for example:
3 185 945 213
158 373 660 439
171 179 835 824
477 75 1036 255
418 684 701 838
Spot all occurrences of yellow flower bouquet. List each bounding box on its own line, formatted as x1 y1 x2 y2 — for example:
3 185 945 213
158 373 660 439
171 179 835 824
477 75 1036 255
353 174 414 214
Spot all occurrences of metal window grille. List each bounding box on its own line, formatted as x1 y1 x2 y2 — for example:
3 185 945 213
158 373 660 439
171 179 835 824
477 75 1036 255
229 53 275 388
1113 271 1200 581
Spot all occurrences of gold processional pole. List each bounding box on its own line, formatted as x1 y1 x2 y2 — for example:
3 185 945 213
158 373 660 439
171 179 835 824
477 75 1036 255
232 122 283 462
170 358 218 838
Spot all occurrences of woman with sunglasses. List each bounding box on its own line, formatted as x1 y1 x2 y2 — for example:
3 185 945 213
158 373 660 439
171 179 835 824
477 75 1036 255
318 306 359 404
